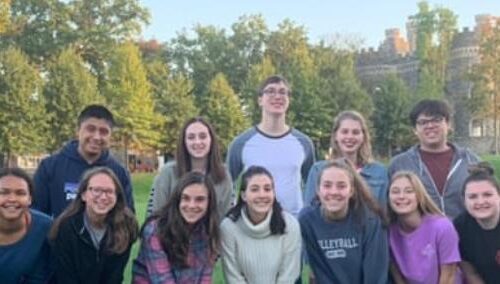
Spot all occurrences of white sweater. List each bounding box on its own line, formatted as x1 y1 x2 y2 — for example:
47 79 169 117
220 209 302 284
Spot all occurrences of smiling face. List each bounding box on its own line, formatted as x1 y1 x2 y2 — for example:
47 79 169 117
414 114 449 151
77 118 112 161
184 122 212 160
464 180 500 224
179 183 209 224
82 173 117 222
318 166 353 219
0 175 31 222
334 118 365 158
242 174 275 223
258 81 290 116
389 176 420 217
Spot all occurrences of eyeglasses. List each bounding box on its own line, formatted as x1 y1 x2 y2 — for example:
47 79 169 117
263 87 289 97
416 116 445 127
88 186 116 197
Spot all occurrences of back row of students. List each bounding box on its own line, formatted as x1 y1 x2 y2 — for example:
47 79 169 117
0 75 498 283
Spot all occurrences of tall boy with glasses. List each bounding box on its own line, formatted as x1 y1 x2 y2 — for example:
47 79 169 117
388 99 480 219
226 75 315 217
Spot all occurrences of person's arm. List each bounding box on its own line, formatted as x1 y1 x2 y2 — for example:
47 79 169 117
220 221 248 284
122 170 135 213
439 263 457 284
226 139 244 184
218 175 234 218
300 136 316 183
276 217 302 283
436 219 461 284
32 159 51 215
102 245 131 284
26 238 53 284
132 222 176 284
52 223 80 284
362 218 389 284
150 165 175 214
304 163 320 206
459 261 485 284
389 261 406 284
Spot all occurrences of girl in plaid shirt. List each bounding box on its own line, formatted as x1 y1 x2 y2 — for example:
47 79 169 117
133 172 220 283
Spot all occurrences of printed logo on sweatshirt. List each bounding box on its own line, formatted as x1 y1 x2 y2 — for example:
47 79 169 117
318 238 359 259
64 182 79 201
421 243 436 258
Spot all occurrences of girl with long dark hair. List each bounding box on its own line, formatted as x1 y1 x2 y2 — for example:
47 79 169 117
220 166 302 283
147 117 233 219
133 172 220 283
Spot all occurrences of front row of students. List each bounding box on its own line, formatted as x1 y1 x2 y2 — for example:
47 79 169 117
1 161 499 283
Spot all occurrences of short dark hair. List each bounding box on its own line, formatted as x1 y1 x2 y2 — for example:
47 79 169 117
0 168 34 197
226 166 286 235
258 75 291 97
409 99 451 127
77 105 115 128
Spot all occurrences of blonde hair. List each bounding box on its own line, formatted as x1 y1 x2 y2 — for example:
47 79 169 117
330 110 373 165
388 171 443 223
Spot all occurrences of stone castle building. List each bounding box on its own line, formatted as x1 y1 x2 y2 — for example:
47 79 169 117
356 14 498 154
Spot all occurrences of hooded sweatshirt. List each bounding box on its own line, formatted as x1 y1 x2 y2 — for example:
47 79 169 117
33 140 134 216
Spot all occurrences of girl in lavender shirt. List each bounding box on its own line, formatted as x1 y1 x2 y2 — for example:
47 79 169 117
388 171 462 284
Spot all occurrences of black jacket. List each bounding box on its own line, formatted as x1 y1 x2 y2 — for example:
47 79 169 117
52 210 131 284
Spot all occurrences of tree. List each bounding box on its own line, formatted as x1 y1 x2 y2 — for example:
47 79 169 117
44 47 102 152
241 56 276 124
145 59 198 154
309 43 373 153
3 0 70 62
470 19 500 153
203 73 249 152
0 0 10 33
0 47 47 165
372 74 413 157
410 1 457 100
104 41 161 158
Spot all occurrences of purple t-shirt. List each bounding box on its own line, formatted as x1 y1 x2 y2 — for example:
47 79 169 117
389 215 462 284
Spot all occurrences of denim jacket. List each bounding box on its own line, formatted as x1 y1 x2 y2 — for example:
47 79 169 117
388 143 480 219
304 160 389 207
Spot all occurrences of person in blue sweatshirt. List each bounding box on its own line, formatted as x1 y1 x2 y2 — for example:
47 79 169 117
299 158 389 284
32 105 134 217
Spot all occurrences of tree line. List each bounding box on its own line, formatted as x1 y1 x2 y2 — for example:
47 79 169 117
0 0 498 165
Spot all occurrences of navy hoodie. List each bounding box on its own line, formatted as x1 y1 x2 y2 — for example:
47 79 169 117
33 140 134 217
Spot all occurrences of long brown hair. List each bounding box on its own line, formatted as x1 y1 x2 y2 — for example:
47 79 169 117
148 172 220 268
330 110 373 166
49 167 138 254
317 158 386 224
388 171 443 224
176 117 226 184
226 166 286 235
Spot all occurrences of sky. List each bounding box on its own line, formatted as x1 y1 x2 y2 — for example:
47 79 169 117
139 0 499 48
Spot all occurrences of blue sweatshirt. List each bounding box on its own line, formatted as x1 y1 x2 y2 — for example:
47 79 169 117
0 210 53 283
299 205 389 284
33 140 134 216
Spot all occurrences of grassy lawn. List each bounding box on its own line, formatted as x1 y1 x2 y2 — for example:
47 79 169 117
123 155 500 283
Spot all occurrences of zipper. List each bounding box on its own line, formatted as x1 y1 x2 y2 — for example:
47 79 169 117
418 155 462 215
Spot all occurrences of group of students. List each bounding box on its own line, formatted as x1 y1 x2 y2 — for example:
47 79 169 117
0 75 499 284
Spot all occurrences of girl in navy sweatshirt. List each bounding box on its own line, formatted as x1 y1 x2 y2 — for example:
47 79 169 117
299 158 389 284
